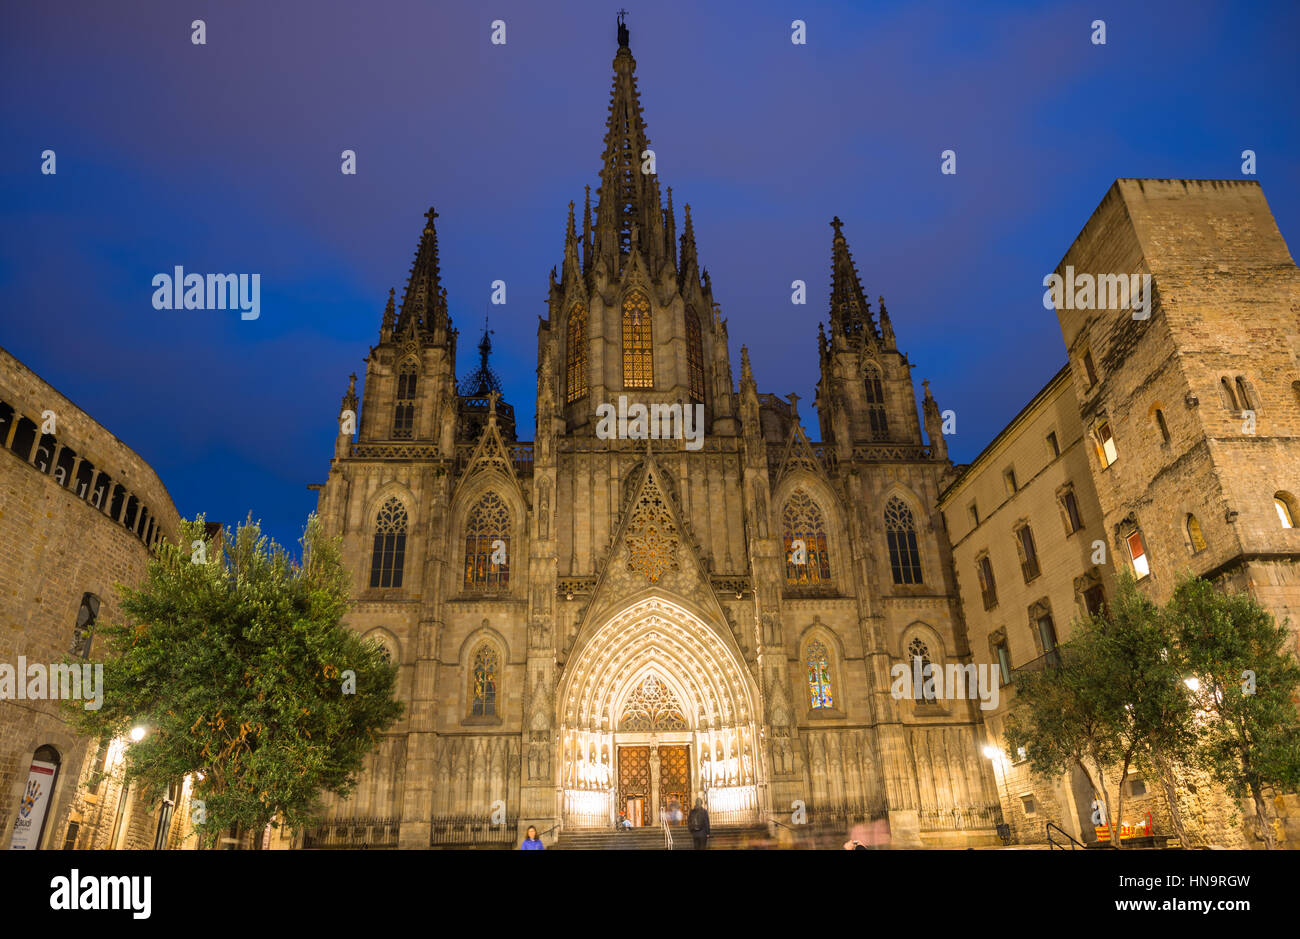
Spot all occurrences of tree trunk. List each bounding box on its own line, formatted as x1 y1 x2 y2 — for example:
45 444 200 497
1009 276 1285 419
1113 757 1131 850
1249 782 1276 850
1155 756 1191 848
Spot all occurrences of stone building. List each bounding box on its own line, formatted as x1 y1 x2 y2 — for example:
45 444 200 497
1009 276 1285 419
309 18 1001 848
941 178 1300 848
0 344 195 850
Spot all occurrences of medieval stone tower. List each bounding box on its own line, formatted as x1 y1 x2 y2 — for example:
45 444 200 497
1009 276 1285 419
311 17 1000 848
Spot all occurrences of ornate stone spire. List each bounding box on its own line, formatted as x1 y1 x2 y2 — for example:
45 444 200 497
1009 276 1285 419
592 13 667 276
878 295 896 350
828 216 876 344
679 203 698 281
581 184 593 274
922 379 948 462
380 287 396 341
397 207 449 335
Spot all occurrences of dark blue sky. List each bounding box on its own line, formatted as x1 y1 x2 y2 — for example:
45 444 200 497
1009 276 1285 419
3 0 1297 555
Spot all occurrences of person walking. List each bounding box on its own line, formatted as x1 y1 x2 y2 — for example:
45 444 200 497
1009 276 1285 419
520 825 545 850
687 798 710 851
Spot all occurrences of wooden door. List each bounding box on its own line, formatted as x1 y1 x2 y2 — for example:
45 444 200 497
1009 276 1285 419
618 746 650 826
658 745 690 823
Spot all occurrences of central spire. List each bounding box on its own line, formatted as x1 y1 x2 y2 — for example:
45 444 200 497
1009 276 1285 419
592 12 669 277
829 216 877 344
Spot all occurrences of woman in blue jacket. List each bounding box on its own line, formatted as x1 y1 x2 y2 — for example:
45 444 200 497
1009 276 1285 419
520 826 544 850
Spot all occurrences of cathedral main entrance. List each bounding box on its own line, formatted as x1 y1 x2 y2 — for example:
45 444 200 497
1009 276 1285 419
616 743 691 826
556 596 762 830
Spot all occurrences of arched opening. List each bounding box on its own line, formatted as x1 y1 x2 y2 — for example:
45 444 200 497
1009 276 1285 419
10 745 61 850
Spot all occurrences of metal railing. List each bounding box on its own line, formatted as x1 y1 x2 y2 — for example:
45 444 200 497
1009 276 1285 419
430 813 519 847
1046 821 1087 851
302 816 400 849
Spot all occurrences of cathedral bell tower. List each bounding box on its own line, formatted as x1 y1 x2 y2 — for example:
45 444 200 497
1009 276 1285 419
539 14 739 440
814 217 930 460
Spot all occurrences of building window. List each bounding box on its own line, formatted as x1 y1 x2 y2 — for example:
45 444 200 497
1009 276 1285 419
864 364 889 440
1003 468 1018 495
783 489 832 587
1016 525 1040 582
1128 776 1147 798
1094 421 1117 467
70 592 98 659
1083 583 1106 618
907 637 937 702
884 496 923 585
464 491 511 589
1083 350 1098 386
978 555 998 610
393 361 417 439
1061 488 1083 534
1186 514 1207 553
968 502 979 527
1275 492 1297 529
1154 408 1170 445
1036 611 1059 664
566 303 588 403
685 306 705 404
1235 377 1253 412
369 498 408 589
806 639 834 710
1219 377 1239 412
1126 529 1151 579
1046 431 1060 458
622 290 653 388
1020 795 1037 817
995 642 1011 686
1292 380 1300 409
470 643 498 716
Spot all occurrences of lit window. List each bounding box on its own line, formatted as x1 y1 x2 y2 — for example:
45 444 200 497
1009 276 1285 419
783 489 832 587
806 640 833 709
622 291 653 388
1127 530 1150 578
1186 514 1207 553
566 304 588 403
907 637 937 702
1095 422 1117 467
470 644 498 716
685 306 705 404
464 492 511 589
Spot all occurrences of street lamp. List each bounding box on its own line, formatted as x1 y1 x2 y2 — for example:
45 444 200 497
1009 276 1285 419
129 726 147 742
983 745 1013 844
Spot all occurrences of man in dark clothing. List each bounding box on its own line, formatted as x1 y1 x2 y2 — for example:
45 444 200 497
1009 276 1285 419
687 798 710 850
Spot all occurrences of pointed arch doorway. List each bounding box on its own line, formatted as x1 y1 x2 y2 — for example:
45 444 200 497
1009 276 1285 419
556 596 763 830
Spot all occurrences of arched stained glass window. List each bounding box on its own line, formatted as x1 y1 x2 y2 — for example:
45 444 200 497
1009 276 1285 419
864 363 889 440
464 491 510 589
620 674 688 731
623 291 653 388
783 489 832 587
685 306 705 404
908 636 937 702
471 643 498 716
393 361 417 439
885 496 923 584
370 498 408 589
807 639 833 709
566 303 588 403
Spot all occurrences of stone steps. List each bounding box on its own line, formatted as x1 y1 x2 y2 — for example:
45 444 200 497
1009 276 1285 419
554 825 769 850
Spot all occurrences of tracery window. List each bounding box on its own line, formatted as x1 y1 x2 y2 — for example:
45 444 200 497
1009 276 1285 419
864 364 889 440
619 674 687 731
369 498 408 589
783 489 832 587
470 643 498 716
393 361 417 438
566 303 588 403
885 496 923 584
464 491 510 590
622 290 653 388
685 306 705 404
908 637 937 702
806 639 834 710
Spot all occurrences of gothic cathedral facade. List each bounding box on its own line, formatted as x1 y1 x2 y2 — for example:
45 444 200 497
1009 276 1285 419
312 21 1001 848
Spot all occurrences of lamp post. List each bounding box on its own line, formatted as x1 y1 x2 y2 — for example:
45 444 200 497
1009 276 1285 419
983 744 1013 844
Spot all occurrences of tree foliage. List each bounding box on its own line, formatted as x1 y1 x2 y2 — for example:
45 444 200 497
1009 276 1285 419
69 515 403 846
